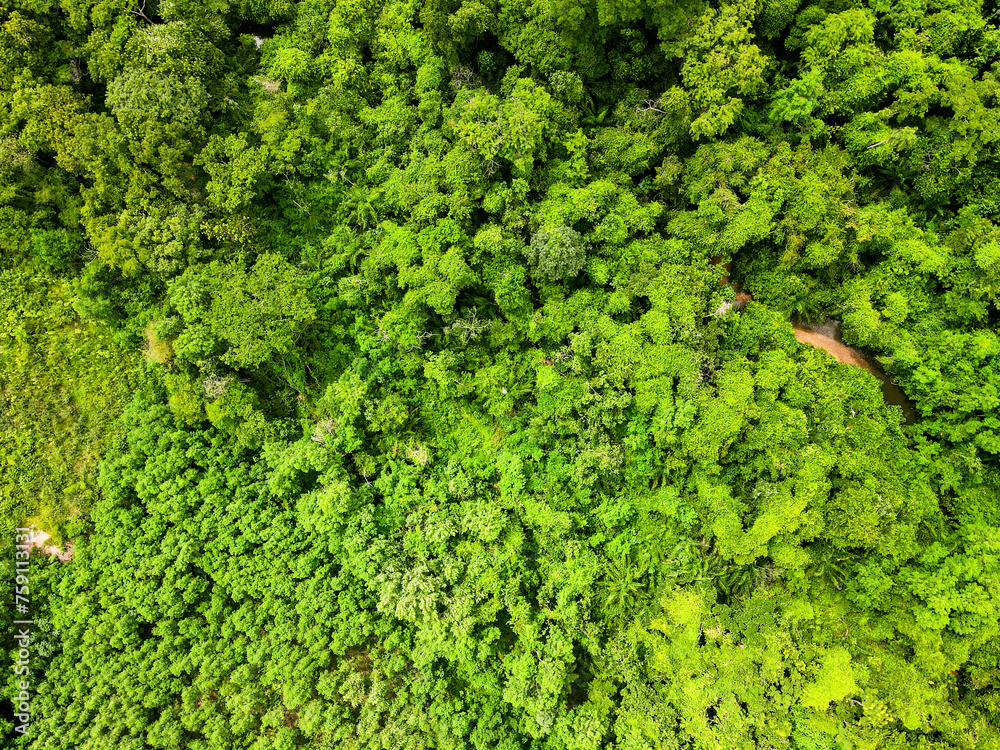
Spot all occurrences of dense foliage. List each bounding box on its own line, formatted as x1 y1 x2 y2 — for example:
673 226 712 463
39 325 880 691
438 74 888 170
3 0 1000 747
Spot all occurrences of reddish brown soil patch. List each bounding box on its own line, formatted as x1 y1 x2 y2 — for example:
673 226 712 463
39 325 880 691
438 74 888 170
31 531 74 562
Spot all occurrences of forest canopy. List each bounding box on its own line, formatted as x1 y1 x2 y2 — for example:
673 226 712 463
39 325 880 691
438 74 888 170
2 0 1000 748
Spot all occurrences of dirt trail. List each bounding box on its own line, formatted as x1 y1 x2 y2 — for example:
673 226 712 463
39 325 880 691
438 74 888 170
793 324 917 424
792 327 873 371
711 257 917 424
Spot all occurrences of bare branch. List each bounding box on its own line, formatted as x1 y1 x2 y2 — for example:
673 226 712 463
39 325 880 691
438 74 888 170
637 98 665 115
127 0 155 23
